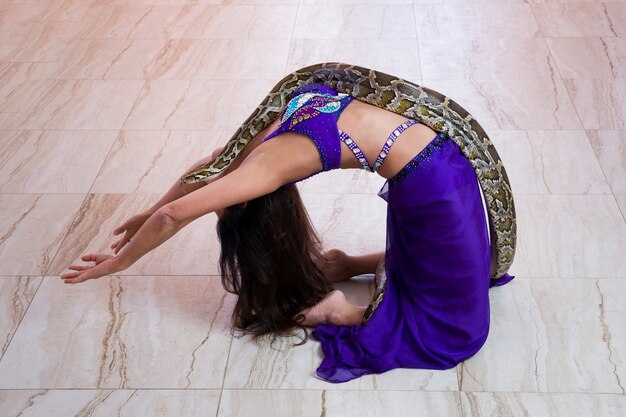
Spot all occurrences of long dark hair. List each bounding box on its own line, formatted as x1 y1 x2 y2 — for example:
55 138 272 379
216 184 331 340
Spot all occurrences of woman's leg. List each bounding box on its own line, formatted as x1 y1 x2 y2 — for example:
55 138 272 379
300 250 384 326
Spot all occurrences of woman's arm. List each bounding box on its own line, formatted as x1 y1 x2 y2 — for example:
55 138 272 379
115 133 321 267
145 118 282 216
61 132 322 284
116 156 279 267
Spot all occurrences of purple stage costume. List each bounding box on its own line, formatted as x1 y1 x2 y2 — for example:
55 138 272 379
263 84 514 383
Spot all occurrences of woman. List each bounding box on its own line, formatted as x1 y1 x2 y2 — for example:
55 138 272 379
61 83 510 383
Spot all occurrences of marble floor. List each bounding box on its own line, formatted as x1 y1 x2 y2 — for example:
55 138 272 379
1 0 625 416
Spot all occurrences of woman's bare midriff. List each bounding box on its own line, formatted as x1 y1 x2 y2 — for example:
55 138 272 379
227 99 440 180
337 100 440 179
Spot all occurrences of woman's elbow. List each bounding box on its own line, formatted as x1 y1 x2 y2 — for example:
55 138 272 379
154 206 186 229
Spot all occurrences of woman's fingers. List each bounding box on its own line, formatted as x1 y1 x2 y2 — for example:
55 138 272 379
63 272 88 284
113 236 130 254
113 221 130 235
81 253 113 264
67 264 89 271
61 269 85 279
62 257 118 284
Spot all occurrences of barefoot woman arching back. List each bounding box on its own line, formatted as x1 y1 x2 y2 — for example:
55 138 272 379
62 71 515 384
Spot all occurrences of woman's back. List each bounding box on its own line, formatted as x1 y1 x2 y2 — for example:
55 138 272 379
335 99 443 179
235 90 444 182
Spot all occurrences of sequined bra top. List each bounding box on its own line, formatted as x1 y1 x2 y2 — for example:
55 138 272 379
262 84 355 172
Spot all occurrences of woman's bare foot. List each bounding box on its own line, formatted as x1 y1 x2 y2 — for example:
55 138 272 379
299 290 366 327
320 249 352 283
319 249 385 283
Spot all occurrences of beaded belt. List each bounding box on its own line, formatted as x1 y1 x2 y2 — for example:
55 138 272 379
338 119 420 172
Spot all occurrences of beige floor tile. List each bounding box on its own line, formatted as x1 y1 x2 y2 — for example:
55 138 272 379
423 79 581 130
0 21 89 63
218 390 323 417
564 79 626 129
413 0 531 3
286 38 421 83
0 194 85 275
147 39 290 80
0 20 39 53
515 195 626 278
460 279 624 393
297 168 387 195
294 4 416 39
326 391 463 417
301 194 387 255
0 390 220 417
616 195 626 219
606 1 626 29
420 38 556 80
91 130 224 194
223 331 459 390
0 79 144 130
302 0 413 4
123 79 276 132
48 193 221 276
0 276 234 388
187 4 297 39
0 3 51 23
0 276 42 357
0 130 117 193
0 61 67 82
32 0 107 23
80 5 204 40
532 3 626 37
52 39 166 80
414 4 540 39
597 279 626 394
489 130 611 195
228 0 303 4
78 4 295 40
461 392 626 417
219 390 463 417
587 130 626 194
547 37 626 79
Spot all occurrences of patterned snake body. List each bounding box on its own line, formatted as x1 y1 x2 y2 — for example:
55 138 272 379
181 63 516 300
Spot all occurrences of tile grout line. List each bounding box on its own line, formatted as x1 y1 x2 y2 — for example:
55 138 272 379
214 325 235 417
3 82 151 366
2 387 626 395
456 390 467 417
0 276 44 364
412 1 424 85
0 77 150 363
282 0 301 77
40 79 149 280
0 115 128 361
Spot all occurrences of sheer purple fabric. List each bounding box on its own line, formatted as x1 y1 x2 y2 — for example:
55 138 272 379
312 135 514 383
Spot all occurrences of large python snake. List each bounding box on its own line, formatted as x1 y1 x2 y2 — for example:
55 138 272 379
181 63 517 321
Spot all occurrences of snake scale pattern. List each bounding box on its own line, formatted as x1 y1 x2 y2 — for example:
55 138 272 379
181 63 517 320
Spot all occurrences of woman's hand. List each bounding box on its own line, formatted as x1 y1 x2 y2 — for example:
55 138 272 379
60 253 124 284
111 212 151 254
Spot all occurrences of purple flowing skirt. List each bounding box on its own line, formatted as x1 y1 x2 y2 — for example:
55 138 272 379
312 135 514 383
